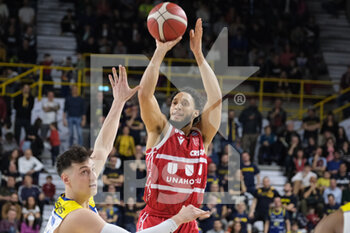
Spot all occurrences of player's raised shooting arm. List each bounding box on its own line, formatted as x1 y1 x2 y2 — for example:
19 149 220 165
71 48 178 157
138 37 181 133
190 19 222 149
91 66 140 176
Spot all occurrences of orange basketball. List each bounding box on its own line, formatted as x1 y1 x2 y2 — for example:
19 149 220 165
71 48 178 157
147 2 187 42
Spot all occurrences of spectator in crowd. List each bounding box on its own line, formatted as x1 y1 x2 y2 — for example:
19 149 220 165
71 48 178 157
23 26 36 50
99 194 120 225
20 213 40 233
317 171 331 193
41 90 60 139
230 202 250 233
49 122 60 166
217 154 229 181
18 175 41 204
323 137 337 162
321 112 338 139
199 195 223 233
248 177 279 223
0 176 17 203
337 127 349 148
25 118 43 157
115 126 136 161
327 151 342 175
300 176 324 216
1 193 22 221
285 134 302 178
267 99 287 135
39 53 54 94
225 221 242 233
125 105 144 145
281 182 297 220
342 181 350 204
239 98 262 158
258 125 276 165
323 178 342 205
337 66 350 118
60 56 74 97
293 149 307 173
13 84 34 143
18 149 43 182
302 108 320 143
240 152 260 194
0 95 7 137
0 209 19 233
341 141 350 165
291 164 317 196
102 155 124 193
0 149 20 175
18 39 37 63
61 9 76 35
42 175 55 204
22 196 40 220
63 85 86 146
264 197 291 233
122 197 139 232
225 110 239 144
207 219 225 233
1 133 19 154
323 194 340 216
207 163 219 192
334 163 349 190
0 0 9 21
309 147 327 176
18 0 35 27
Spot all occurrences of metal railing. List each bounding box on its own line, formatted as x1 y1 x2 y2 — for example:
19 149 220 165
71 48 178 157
0 55 347 121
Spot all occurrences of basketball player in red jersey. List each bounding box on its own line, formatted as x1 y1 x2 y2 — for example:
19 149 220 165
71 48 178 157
137 18 222 233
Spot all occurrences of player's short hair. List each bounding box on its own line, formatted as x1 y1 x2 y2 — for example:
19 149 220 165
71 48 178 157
171 87 205 125
56 146 91 176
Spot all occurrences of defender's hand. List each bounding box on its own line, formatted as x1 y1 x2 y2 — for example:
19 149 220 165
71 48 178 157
190 18 203 56
108 65 140 103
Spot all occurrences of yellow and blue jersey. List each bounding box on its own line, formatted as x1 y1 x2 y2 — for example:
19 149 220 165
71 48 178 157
43 194 97 233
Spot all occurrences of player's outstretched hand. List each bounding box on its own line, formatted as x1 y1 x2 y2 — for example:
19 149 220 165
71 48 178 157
155 36 182 54
171 205 210 226
190 18 203 56
108 65 140 103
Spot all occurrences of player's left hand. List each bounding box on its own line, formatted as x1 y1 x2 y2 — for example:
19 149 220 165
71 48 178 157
190 18 203 56
108 65 140 103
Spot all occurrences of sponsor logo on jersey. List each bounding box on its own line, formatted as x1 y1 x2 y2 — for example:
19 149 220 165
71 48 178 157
167 162 178 174
166 176 202 185
177 136 184 145
192 137 199 146
190 149 205 157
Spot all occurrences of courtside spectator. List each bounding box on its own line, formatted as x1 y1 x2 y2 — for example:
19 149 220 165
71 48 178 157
42 175 55 204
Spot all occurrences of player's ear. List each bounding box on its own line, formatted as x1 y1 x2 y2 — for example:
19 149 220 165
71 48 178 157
193 109 200 118
61 172 70 185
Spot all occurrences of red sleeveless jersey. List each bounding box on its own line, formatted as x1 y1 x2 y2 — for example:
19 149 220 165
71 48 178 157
143 124 208 217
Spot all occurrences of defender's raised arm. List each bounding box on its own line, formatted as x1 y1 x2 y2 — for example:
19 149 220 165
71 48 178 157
91 66 140 176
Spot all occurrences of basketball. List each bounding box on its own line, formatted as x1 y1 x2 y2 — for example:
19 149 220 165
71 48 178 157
147 2 187 42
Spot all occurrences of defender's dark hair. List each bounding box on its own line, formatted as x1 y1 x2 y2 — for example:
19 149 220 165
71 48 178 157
56 146 90 176
170 87 205 125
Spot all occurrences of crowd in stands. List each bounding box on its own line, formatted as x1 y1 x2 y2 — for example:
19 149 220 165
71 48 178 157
0 0 350 233
0 79 349 233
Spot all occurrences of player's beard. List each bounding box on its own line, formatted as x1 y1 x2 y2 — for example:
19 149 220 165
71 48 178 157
169 114 192 130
